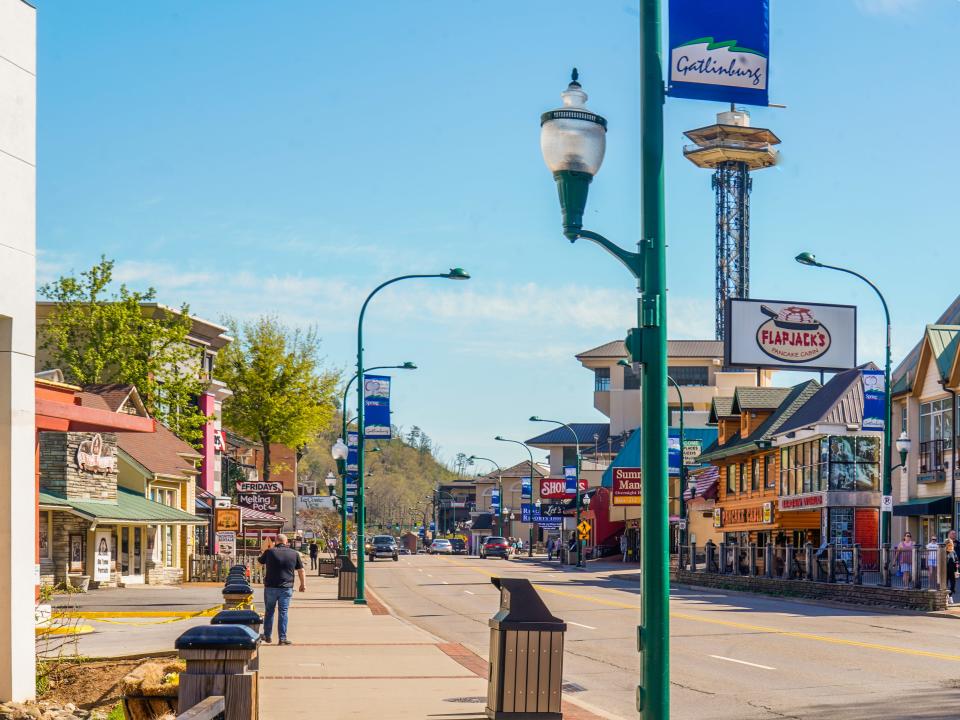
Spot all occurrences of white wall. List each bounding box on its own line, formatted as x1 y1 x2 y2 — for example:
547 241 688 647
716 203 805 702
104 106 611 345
0 0 36 702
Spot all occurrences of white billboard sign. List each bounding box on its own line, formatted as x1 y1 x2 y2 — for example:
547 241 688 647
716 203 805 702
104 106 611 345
725 298 856 372
297 495 337 511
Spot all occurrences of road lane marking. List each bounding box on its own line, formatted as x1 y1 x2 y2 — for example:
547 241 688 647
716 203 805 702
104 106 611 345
708 655 775 670
464 590 474 595
437 558 960 664
568 621 597 630
442 581 449 585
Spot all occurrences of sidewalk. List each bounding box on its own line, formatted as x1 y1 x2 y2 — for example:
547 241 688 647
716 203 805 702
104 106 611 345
257 577 488 720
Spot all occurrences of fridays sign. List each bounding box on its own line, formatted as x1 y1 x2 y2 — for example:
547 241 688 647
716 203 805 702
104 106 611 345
236 481 283 494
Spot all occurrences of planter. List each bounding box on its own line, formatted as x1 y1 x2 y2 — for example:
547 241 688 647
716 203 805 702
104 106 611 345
121 661 183 720
68 575 90 592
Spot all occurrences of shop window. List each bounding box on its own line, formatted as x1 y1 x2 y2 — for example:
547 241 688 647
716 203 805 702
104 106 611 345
764 455 775 489
668 366 709 386
828 507 854 547
740 462 748 493
828 436 880 491
594 368 611 392
751 458 760 492
920 398 953 447
726 464 737 493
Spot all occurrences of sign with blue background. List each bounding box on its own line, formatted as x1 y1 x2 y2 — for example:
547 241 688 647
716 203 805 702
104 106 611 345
564 466 578 495
668 0 770 106
347 431 358 474
363 374 392 439
491 488 500 509
862 369 886 432
521 503 562 528
521 477 532 500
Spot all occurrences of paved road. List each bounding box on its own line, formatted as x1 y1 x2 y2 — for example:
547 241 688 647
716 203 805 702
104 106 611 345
366 553 960 720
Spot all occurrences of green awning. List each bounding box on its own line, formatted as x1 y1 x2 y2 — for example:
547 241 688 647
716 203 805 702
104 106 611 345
39 487 206 525
892 495 952 517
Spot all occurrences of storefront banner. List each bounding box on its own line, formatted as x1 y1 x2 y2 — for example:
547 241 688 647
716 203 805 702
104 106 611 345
521 476 532 500
363 374 392 439
347 431 359 474
520 503 562 528
668 435 681 477
612 467 643 506
236 481 283 494
216 531 236 559
861 369 886 432
683 440 703 467
725 298 857 372
94 529 111 582
779 492 826 511
491 488 500 509
668 0 770 106
238 492 281 513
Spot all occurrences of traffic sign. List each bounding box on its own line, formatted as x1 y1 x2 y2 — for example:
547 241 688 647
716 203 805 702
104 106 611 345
577 520 591 535
881 495 893 512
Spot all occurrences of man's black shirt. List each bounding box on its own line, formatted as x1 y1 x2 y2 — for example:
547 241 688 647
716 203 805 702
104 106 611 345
258 544 303 588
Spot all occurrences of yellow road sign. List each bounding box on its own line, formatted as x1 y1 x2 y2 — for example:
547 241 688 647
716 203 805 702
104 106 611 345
577 520 591 535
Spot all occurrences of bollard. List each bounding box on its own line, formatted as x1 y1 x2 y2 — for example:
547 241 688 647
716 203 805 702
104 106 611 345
486 577 565 719
705 540 716 573
826 545 836 583
337 554 358 600
881 544 891 587
689 542 698 573
852 544 862 585
912 545 922 590
175 624 258 720
748 543 757 577
718 542 727 574
223 582 254 610
764 543 773 579
211 610 263 671
938 543 947 591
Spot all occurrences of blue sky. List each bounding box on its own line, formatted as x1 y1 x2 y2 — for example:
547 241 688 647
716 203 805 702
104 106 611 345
34 0 960 468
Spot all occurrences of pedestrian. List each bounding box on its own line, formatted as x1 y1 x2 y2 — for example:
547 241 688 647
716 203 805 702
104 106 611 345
309 540 319 570
896 532 915 584
946 539 958 604
926 537 939 577
329 537 339 557
257 533 305 645
620 534 628 562
546 537 554 561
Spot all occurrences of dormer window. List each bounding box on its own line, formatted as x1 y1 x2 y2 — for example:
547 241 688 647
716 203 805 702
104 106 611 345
594 368 611 392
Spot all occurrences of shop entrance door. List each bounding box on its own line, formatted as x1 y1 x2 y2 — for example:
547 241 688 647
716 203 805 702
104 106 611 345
120 526 144 585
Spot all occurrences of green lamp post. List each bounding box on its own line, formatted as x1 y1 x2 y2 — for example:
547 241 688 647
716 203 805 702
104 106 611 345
337 362 417 552
795 251 894 547
540 6 670 711
530 417 583 568
468 455 503 535
495 435 538 557
354 270 469 605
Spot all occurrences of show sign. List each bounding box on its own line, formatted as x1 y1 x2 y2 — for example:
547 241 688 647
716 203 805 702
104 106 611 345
725 298 856 372
540 477 588 499
236 481 283 494
612 468 642 506
238 493 281 513
778 492 826 511
668 0 770 107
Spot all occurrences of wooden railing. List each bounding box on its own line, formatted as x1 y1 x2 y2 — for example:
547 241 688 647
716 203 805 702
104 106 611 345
176 695 225 720
189 555 264 584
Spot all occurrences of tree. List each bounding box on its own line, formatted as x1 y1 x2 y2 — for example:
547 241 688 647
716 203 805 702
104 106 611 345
216 316 340 482
39 257 208 444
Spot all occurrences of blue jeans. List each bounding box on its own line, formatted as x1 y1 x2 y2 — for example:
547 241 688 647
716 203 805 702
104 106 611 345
263 587 294 640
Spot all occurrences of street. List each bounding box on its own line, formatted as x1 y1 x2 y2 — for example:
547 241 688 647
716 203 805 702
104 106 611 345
367 554 960 720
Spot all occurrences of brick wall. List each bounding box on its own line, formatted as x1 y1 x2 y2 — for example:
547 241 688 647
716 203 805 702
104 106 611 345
40 431 118 501
674 569 948 612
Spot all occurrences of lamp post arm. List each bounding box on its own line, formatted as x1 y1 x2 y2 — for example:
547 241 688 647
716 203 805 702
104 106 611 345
496 436 538 558
575 230 645 282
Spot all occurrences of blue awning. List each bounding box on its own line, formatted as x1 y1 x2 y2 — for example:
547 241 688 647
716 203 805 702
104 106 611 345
602 430 641 487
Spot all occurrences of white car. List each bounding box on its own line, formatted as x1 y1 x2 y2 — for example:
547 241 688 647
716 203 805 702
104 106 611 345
428 539 453 555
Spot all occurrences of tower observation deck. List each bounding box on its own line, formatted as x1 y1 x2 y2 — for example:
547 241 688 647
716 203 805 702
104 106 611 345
683 109 780 340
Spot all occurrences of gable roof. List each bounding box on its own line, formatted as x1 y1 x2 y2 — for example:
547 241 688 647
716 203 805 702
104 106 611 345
776 364 877 436
79 384 149 417
698 381 821 463
891 295 960 396
731 386 792 414
117 422 201 479
476 460 549 482
909 325 960 398
708 397 736 424
526 423 610 447
576 339 723 360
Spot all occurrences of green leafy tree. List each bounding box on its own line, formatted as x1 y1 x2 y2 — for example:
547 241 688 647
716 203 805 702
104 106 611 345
39 257 208 444
217 316 340 482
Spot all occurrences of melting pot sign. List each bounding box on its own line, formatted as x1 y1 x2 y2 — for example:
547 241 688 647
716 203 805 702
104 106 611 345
725 298 856 372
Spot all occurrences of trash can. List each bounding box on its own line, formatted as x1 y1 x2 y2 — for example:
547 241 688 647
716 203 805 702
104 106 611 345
318 557 338 578
486 577 565 719
338 554 357 600
175 624 258 720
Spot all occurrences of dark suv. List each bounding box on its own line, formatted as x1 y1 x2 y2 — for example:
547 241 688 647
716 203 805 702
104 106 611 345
480 536 510 559
449 538 466 555
369 535 399 562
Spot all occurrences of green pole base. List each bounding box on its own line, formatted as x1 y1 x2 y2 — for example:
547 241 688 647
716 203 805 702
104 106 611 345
353 598 367 606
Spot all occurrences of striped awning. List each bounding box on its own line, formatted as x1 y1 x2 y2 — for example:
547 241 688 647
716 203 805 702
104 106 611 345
683 466 719 501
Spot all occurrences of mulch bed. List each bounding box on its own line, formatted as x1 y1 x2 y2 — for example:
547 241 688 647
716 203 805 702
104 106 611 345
40 658 172 713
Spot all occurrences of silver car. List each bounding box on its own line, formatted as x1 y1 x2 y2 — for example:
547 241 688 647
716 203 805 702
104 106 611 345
428 538 453 555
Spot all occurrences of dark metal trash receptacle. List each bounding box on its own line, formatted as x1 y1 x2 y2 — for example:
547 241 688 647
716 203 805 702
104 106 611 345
318 557 339 578
486 577 565 720
337 554 357 600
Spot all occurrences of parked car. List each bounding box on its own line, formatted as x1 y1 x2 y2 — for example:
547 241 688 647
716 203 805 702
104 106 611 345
449 538 466 555
368 535 399 562
428 538 453 555
480 536 510 559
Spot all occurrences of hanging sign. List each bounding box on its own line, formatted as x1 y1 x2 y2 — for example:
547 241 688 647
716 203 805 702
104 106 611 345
521 477 532 500
363 375 392 439
347 432 359 474
238 493 280 513
491 488 500 509
564 466 578 495
861 369 886 432
668 435 682 477
668 0 770 107
215 507 241 532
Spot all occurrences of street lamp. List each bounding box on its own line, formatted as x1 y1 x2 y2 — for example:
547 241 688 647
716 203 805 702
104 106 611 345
893 432 912 471
795 251 894 547
324 472 337 496
496 435 538 557
530 416 584 568
354 270 469 605
469 455 503 536
541 42 671 717
339 362 417 553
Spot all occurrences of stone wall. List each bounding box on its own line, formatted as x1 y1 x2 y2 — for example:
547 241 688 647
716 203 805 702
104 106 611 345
39 431 118 501
46 512 89 586
674 569 948 612
145 560 183 586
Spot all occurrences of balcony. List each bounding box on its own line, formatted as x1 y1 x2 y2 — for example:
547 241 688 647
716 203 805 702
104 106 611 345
918 439 949 483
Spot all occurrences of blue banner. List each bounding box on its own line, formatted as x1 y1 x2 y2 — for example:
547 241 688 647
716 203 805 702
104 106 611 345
363 374 392 439
520 503 562 528
491 488 500 510
668 432 682 478
521 477 532 500
668 0 770 106
564 466 578 495
862 369 886 432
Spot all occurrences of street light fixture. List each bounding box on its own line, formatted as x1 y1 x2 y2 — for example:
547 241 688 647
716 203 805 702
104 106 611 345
893 432 912 471
496 435 538 557
530 416 584 568
354 270 469 605
324 472 337 496
469 455 503 535
795 251 894 547
541 42 671 716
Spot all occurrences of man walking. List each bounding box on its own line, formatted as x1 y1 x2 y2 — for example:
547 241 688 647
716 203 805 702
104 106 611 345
257 534 305 645
309 541 319 570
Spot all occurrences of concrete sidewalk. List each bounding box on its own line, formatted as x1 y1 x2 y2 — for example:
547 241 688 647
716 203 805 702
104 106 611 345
257 577 489 720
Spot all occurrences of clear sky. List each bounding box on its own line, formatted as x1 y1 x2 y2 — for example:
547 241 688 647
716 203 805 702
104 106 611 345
34 0 960 469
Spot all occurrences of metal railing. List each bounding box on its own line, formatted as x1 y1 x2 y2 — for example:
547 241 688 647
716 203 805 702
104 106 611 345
920 439 949 474
683 140 777 154
678 541 948 592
